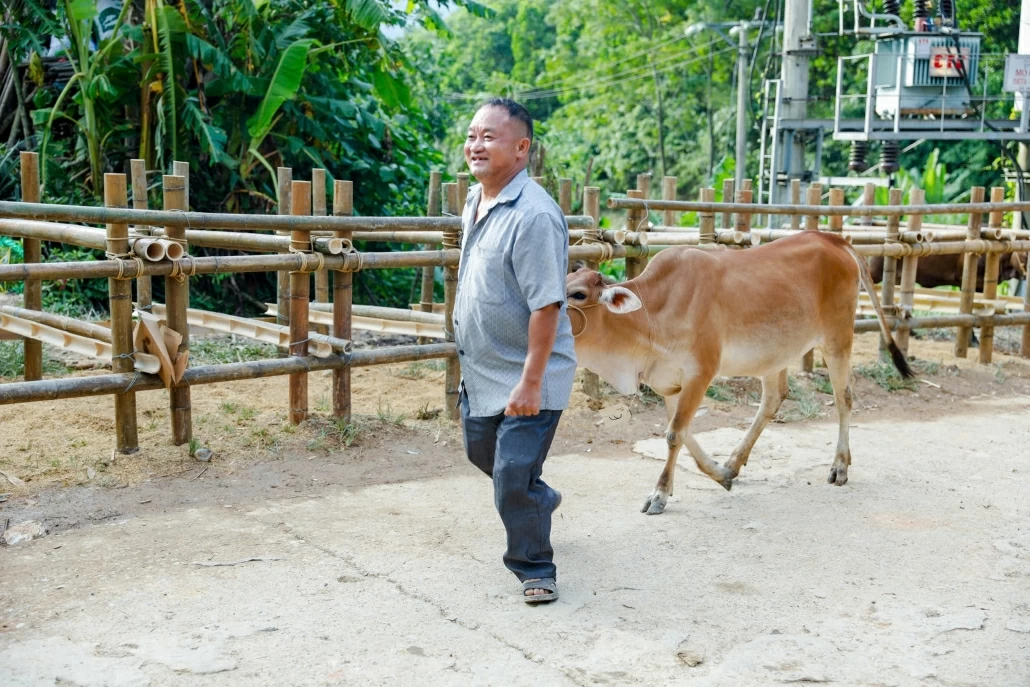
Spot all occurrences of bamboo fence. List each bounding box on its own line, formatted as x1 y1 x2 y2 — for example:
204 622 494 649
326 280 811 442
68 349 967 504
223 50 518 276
1 159 1029 456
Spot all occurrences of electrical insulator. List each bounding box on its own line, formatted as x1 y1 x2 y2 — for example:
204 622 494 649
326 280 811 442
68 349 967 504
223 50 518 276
914 0 929 18
849 141 869 173
938 0 955 26
882 0 901 16
880 142 900 176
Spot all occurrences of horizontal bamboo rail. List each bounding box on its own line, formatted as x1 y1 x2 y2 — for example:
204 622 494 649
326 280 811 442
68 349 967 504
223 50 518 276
0 305 112 342
310 302 445 325
0 200 595 232
0 343 457 405
0 249 460 283
608 197 1030 218
854 311 1030 333
266 304 446 340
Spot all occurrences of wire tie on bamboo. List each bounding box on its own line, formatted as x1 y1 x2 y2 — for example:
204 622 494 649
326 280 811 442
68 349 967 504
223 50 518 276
123 370 141 393
104 246 147 280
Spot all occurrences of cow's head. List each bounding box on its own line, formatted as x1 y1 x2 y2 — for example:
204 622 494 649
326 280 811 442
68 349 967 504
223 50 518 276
565 268 642 338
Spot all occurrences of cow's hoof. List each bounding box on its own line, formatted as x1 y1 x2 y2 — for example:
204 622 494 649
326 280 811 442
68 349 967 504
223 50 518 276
827 465 849 486
641 491 668 515
718 476 734 492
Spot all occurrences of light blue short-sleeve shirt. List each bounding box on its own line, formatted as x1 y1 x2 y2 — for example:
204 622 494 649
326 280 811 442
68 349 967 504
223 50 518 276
453 170 577 417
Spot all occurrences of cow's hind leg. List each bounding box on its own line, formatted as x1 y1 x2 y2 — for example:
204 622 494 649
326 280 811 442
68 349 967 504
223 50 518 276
824 349 854 486
724 369 788 481
642 375 731 515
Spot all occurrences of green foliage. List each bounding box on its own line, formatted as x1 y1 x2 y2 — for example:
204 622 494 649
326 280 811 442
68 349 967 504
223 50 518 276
0 341 72 378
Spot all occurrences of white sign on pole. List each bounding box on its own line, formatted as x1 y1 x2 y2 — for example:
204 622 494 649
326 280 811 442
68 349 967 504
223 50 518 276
1005 54 1030 93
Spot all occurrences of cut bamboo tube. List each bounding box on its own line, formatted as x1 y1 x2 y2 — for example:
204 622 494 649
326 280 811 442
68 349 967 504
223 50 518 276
276 167 292 332
0 305 111 342
790 180 801 231
162 175 192 445
0 312 160 373
443 183 460 420
581 185 602 401
20 152 41 382
311 302 444 325
979 187 1006 364
661 176 677 228
880 188 904 355
333 180 354 420
420 172 442 346
312 169 329 336
105 174 139 454
131 159 153 315
558 178 573 215
721 179 734 229
132 238 166 261
896 188 924 354
624 189 647 279
289 180 312 425
955 187 986 358
0 343 457 406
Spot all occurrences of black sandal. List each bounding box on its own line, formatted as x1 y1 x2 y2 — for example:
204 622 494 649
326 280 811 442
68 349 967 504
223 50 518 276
522 578 558 604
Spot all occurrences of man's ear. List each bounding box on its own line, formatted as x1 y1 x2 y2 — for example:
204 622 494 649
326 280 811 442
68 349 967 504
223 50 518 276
599 286 642 314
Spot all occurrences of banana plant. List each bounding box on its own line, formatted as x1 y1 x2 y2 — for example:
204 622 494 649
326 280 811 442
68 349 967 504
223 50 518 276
38 0 132 197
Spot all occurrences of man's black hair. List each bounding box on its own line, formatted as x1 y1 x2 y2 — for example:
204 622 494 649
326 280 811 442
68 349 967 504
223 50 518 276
482 97 534 142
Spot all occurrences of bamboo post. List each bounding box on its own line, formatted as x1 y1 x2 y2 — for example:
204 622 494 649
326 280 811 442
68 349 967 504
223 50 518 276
172 161 189 206
1024 260 1030 358
130 159 152 315
558 178 573 215
955 186 986 358
19 152 41 382
637 172 651 200
443 183 461 420
661 176 676 228
733 186 753 233
699 188 716 244
581 186 602 402
162 174 192 445
790 179 801 231
276 167 292 337
289 180 312 424
721 179 735 229
828 188 845 232
333 180 353 421
624 190 647 279
456 172 469 209
979 186 1006 364
801 183 822 372
312 169 329 336
897 188 924 355
420 172 442 345
105 174 139 454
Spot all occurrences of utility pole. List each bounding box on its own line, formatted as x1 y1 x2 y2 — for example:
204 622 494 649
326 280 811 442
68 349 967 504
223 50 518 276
776 0 814 204
1018 0 1030 233
733 23 750 190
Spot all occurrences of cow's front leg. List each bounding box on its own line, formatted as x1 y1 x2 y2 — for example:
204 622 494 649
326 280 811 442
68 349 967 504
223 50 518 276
724 370 788 480
642 374 728 515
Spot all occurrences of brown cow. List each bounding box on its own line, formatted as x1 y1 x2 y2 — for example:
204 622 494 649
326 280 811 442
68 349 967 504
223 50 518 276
565 232 913 515
868 252 1026 290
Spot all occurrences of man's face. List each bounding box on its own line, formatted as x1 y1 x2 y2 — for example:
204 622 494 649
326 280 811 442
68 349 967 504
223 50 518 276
464 106 530 185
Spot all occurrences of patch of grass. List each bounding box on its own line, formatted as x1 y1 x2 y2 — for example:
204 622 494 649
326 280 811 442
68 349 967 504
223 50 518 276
188 437 200 457
705 383 735 403
812 374 835 396
376 397 407 426
0 341 72 378
329 418 360 447
315 394 330 413
219 401 240 415
238 406 257 421
189 338 278 366
280 423 296 435
778 375 824 422
416 402 441 421
855 359 918 392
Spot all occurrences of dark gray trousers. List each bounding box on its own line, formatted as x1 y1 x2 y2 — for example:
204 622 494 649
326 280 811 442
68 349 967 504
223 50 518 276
460 388 563 582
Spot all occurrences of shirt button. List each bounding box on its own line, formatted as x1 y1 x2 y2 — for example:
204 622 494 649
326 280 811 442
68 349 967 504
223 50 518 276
459 350 465 356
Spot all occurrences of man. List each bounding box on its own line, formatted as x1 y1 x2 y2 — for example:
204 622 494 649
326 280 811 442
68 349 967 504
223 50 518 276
453 98 577 605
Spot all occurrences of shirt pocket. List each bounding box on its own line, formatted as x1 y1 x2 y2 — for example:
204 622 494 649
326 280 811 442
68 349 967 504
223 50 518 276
469 245 505 305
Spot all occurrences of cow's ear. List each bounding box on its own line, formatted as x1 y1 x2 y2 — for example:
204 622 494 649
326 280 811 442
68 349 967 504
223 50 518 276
600 286 642 314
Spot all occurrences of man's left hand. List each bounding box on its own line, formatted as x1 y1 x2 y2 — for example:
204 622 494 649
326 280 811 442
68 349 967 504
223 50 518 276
505 380 542 416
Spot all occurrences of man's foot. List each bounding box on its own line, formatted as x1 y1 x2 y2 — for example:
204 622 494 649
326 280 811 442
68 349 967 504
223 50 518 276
522 578 558 604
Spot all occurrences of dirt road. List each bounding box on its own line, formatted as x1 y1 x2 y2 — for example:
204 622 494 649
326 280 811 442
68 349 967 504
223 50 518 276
2 389 1028 686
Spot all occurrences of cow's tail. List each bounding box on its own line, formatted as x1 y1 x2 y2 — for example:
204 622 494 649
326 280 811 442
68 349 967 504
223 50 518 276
846 245 915 379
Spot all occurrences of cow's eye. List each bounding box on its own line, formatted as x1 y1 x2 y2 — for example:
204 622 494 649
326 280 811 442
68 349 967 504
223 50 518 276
570 291 587 301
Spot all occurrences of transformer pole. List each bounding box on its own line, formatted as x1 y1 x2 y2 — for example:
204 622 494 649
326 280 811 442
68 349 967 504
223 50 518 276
776 0 813 205
735 23 750 190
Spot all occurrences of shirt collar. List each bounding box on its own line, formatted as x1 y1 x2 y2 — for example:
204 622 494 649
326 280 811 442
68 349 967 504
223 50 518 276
467 169 530 210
